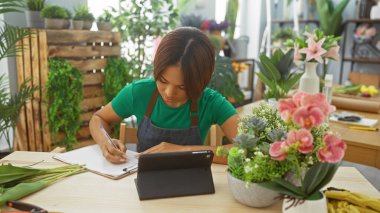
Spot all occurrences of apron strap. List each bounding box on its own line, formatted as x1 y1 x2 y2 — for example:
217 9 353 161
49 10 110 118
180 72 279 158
190 100 198 127
145 87 199 126
145 88 159 117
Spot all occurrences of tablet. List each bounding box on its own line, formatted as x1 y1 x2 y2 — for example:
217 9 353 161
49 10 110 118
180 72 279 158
135 150 215 200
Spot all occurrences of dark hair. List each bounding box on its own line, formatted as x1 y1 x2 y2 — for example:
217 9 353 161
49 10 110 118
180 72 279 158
154 27 215 100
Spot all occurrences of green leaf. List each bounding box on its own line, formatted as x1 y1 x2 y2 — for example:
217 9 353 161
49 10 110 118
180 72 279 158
278 49 294 79
310 163 339 196
0 165 43 185
256 72 276 91
282 73 302 92
271 49 284 67
259 54 281 81
259 180 304 199
303 163 330 195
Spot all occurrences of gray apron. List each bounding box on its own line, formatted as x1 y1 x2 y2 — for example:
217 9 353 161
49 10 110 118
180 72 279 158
137 88 202 152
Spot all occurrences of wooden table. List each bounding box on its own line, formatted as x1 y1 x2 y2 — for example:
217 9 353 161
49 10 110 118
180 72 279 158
237 102 380 169
1 152 379 213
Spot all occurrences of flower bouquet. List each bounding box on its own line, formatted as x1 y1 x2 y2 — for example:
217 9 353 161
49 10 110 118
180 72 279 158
218 91 346 211
354 24 377 44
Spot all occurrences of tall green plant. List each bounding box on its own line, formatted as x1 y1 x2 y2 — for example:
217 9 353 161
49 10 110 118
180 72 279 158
224 0 238 41
0 0 34 151
256 49 302 100
316 0 350 36
208 56 244 104
110 0 178 77
26 0 45 11
46 59 83 150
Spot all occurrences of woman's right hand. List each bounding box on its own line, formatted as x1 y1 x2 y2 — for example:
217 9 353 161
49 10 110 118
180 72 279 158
99 139 127 164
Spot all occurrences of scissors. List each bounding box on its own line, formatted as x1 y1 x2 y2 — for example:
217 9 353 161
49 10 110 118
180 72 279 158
5 201 62 213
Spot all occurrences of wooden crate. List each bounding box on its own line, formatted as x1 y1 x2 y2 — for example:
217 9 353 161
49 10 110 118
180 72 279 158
15 29 121 151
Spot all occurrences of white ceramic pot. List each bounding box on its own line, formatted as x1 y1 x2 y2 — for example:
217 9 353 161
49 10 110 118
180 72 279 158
227 172 279 208
299 62 320 94
282 193 327 213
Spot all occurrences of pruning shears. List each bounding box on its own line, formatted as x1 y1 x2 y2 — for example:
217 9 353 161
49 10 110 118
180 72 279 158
5 201 62 213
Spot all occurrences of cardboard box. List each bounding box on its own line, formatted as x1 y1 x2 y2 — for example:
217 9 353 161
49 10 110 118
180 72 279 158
349 72 380 87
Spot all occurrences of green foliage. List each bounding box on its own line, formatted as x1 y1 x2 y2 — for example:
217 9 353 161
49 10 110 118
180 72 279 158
41 5 70 19
46 59 83 150
26 0 45 11
316 0 350 36
259 162 339 200
272 27 294 42
0 0 24 14
256 49 302 100
224 0 238 41
110 0 178 77
0 2 35 151
0 23 30 59
103 57 141 103
97 10 112 22
0 75 37 150
180 13 203 28
0 164 85 206
73 4 94 21
208 56 244 104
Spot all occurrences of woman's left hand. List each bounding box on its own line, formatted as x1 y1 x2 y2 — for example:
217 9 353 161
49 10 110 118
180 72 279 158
143 142 189 154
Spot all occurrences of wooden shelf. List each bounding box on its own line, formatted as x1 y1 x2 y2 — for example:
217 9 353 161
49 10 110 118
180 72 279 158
343 58 380 63
344 19 380 24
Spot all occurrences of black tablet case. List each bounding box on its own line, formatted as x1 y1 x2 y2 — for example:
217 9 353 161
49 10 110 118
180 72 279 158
135 150 215 200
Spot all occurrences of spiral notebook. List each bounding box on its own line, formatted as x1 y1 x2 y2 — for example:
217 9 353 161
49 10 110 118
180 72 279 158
53 144 138 179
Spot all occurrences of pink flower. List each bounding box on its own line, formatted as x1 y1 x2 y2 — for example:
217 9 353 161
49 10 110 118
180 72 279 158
299 38 327 63
286 129 314 154
304 31 317 43
366 27 377 37
318 134 347 163
292 91 307 107
323 46 340 61
292 106 325 129
278 99 297 122
269 141 288 161
300 93 333 116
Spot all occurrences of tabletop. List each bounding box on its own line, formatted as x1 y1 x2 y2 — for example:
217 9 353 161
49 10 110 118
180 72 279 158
1 151 379 213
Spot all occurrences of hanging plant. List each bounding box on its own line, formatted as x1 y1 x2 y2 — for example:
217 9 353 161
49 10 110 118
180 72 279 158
46 59 83 150
103 57 140 103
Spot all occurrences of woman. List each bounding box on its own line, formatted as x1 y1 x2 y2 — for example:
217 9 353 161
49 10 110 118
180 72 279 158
89 27 238 164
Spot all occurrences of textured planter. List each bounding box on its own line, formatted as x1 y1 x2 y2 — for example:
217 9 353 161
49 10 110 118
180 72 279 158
63 19 70 29
96 22 112 31
72 20 84 30
83 21 93 30
227 172 279 207
44 18 65 29
25 10 44 28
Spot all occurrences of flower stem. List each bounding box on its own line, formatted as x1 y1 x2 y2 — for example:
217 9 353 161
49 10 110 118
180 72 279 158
294 156 303 183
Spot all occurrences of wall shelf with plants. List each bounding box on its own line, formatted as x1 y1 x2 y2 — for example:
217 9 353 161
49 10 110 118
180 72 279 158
15 29 121 151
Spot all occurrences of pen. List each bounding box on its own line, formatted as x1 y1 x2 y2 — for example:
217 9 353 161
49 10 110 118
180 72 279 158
100 126 118 149
349 126 379 131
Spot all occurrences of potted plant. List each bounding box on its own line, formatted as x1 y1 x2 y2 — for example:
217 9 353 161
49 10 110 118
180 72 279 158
96 10 112 31
272 27 294 49
256 49 302 101
25 0 45 28
180 14 203 29
217 91 346 212
41 5 70 29
208 56 244 105
0 0 35 158
73 4 94 30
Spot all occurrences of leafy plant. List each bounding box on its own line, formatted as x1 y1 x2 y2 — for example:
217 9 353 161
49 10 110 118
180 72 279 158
208 56 244 104
73 4 94 21
316 0 350 36
180 14 203 29
103 57 141 103
272 27 294 42
0 0 34 152
97 10 112 23
224 0 238 41
256 49 302 100
41 5 70 19
0 164 85 206
46 59 83 150
110 0 178 77
26 0 45 11
0 75 37 150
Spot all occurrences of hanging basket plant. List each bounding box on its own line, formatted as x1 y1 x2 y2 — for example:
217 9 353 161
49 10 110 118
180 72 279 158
46 59 83 150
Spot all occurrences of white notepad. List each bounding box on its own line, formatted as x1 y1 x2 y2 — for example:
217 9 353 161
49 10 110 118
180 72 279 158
53 144 138 179
329 116 379 127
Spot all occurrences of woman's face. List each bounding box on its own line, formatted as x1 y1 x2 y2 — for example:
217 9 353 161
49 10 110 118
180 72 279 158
156 64 188 107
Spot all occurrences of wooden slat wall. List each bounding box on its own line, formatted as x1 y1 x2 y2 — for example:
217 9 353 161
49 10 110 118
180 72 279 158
15 29 120 151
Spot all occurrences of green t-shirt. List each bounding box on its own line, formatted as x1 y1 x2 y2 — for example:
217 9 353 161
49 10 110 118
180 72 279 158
112 78 237 144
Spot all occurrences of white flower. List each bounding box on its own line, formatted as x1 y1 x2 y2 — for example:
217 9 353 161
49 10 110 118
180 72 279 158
245 158 251 162
254 151 264 157
244 166 253 173
254 164 259 169
238 149 245 154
